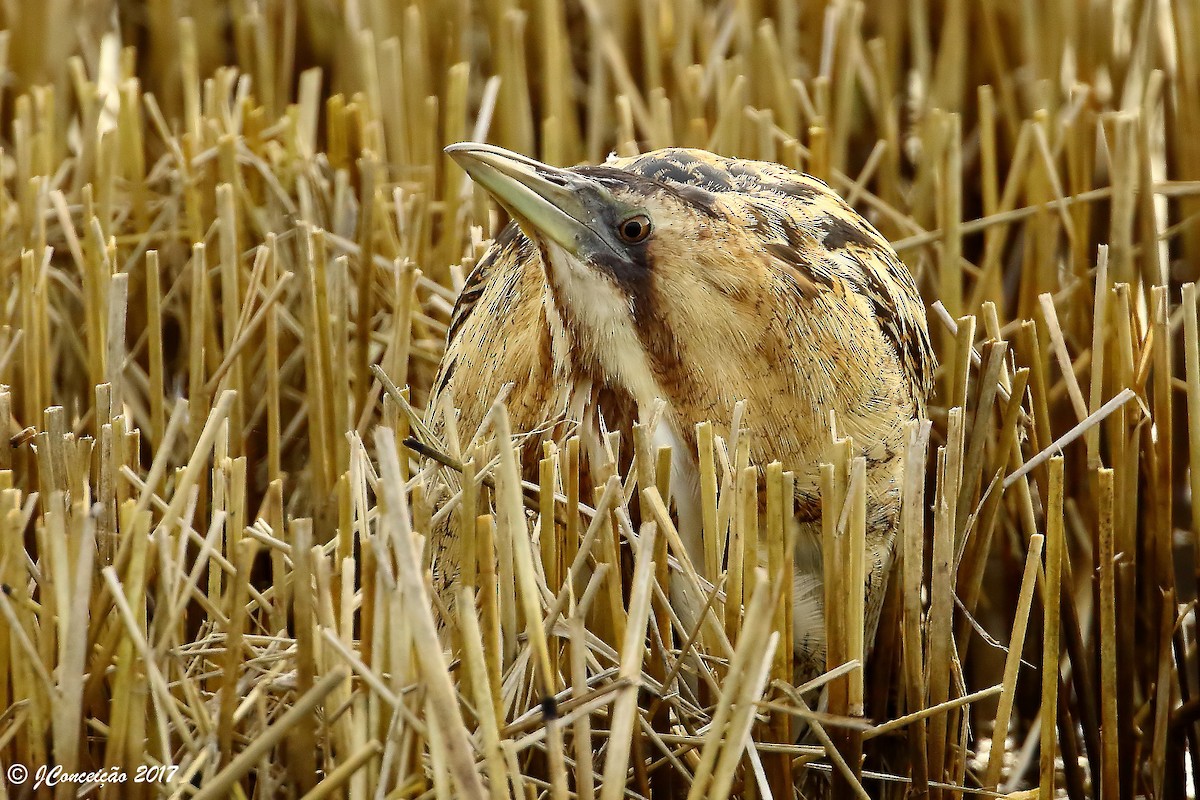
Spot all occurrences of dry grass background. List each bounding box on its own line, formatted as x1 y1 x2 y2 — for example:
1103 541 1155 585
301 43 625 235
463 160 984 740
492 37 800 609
0 0 1198 798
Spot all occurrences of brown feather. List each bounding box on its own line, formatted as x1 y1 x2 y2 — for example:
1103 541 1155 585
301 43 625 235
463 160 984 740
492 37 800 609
426 145 935 677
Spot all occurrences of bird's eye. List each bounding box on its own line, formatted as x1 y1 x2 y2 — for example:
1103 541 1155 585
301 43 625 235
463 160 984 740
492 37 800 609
617 214 652 244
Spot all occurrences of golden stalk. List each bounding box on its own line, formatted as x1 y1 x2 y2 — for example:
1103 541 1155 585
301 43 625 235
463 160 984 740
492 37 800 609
1 5 1196 798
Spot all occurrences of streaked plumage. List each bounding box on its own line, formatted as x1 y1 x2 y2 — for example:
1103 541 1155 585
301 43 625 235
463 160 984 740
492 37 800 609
426 143 934 677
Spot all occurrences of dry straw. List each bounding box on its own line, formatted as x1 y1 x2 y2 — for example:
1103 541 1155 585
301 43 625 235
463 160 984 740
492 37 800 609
0 1 1198 798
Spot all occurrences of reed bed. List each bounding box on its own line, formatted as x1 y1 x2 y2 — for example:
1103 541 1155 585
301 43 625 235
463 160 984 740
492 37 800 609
0 1 1197 798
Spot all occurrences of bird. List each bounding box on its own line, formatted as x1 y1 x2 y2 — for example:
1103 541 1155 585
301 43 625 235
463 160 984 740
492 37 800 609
424 141 934 679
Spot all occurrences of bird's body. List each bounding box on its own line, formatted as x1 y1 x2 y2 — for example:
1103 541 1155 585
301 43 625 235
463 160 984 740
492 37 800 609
426 144 934 677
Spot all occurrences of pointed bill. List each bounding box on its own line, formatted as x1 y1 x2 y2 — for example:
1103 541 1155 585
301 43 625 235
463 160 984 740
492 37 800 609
445 142 616 260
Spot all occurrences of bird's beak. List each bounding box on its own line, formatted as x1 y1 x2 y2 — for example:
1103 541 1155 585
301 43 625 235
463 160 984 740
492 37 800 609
445 142 613 259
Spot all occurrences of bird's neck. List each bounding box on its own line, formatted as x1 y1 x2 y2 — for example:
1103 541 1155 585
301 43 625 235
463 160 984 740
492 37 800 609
540 286 576 377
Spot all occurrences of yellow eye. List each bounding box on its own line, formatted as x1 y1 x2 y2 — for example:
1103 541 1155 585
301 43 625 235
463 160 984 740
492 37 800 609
617 214 652 244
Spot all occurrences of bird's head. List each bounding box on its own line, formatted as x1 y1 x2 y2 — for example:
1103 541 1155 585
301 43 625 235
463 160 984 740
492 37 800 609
444 142 934 440
447 141 738 288
446 142 763 387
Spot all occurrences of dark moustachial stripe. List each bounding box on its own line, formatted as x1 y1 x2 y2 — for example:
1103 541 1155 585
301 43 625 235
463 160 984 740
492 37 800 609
591 243 652 298
628 281 702 434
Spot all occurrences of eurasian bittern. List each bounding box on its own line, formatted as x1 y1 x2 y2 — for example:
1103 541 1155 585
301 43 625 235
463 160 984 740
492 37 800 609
426 142 934 678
